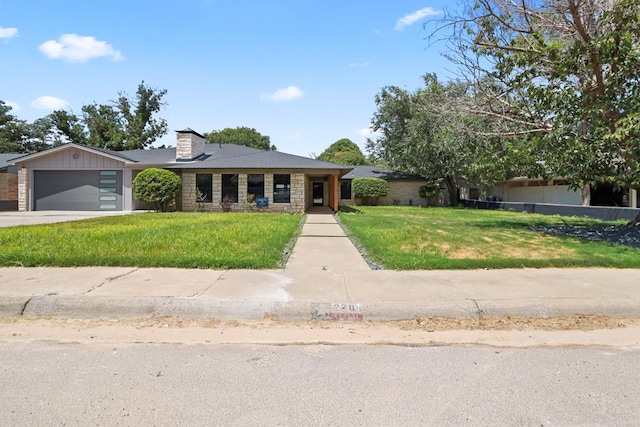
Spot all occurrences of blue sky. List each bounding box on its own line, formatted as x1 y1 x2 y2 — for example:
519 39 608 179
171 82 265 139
0 0 457 156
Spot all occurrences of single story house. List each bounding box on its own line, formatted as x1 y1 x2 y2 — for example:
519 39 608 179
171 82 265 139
462 178 639 208
9 128 352 213
339 166 448 207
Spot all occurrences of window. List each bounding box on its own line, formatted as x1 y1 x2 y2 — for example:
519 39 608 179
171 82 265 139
273 174 290 203
247 174 265 198
340 180 352 200
196 174 212 202
222 174 238 202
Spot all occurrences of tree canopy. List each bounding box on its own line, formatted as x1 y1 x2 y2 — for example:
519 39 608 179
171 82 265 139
1 82 168 153
203 127 276 151
52 81 168 151
435 0 640 205
317 138 369 165
0 101 61 154
367 73 510 206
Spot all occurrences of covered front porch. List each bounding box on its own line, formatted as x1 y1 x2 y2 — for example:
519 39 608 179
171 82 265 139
305 173 343 212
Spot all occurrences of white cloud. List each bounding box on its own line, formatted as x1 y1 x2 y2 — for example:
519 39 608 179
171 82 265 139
356 127 382 139
38 33 124 62
261 86 304 102
348 62 370 68
395 7 442 31
0 26 18 39
31 96 70 110
4 101 21 112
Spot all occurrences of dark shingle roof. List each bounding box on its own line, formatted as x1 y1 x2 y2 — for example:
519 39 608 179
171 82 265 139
119 147 177 163
341 165 426 180
0 153 21 169
120 143 347 170
7 142 350 172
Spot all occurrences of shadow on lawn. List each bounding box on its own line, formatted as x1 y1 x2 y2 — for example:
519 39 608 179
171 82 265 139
338 206 364 214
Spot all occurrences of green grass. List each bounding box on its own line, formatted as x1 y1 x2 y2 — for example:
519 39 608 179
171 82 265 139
338 206 640 270
0 213 303 269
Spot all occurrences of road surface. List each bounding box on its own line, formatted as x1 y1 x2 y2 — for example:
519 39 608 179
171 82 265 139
1 319 639 426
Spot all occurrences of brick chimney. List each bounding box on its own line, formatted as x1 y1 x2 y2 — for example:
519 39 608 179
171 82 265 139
176 128 206 160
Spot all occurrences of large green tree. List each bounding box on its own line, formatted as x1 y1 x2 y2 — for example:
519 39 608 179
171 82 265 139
51 81 168 150
0 101 62 154
436 0 640 207
367 74 509 206
317 138 369 165
204 127 276 151
0 101 22 153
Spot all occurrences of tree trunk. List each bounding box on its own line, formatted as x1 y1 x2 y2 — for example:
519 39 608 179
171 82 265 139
443 177 458 207
580 183 591 206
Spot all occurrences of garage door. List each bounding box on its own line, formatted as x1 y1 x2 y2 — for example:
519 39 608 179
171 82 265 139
34 170 122 211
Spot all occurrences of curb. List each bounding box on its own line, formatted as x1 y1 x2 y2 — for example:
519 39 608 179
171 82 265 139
0 296 31 317
1 295 638 320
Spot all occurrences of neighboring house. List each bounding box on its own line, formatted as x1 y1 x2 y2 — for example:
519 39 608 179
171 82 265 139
339 166 448 207
462 178 639 208
0 154 20 211
9 129 352 213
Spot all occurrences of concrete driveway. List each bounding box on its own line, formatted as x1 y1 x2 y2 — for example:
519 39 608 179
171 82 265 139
0 211 138 228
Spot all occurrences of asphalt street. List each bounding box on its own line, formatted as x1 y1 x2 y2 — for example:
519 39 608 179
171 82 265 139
1 342 638 426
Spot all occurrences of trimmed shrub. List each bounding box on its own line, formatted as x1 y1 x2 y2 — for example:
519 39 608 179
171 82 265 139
419 184 441 207
419 185 440 199
353 177 388 205
133 168 181 212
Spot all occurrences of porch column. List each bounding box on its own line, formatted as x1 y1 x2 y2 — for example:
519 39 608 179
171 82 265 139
331 174 339 211
630 188 638 208
17 167 29 211
122 168 132 211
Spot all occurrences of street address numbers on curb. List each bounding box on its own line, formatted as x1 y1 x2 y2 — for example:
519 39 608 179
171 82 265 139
312 303 363 322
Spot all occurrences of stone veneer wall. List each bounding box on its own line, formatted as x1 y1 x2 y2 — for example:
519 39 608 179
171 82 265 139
176 132 206 160
181 171 306 213
340 180 449 207
17 168 28 211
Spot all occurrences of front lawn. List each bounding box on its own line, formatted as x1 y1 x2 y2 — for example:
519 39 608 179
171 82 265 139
337 206 640 269
0 213 303 269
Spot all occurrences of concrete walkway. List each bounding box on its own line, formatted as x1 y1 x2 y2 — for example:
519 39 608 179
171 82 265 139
0 209 639 321
285 207 370 272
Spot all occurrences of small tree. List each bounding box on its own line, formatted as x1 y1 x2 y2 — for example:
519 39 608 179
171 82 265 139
352 177 388 206
419 184 440 207
133 168 181 212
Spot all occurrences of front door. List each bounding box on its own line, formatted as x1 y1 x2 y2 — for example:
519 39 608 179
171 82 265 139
312 182 324 206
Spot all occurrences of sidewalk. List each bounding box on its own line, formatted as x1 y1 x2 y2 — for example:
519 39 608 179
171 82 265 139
1 209 639 321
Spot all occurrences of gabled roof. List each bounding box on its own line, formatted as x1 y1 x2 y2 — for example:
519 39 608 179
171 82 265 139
9 143 134 165
341 165 427 180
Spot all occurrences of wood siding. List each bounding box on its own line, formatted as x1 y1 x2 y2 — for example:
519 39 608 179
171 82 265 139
21 149 125 169
0 173 17 200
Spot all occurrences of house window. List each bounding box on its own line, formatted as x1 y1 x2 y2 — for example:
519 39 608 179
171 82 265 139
222 174 238 202
247 174 265 198
273 174 291 203
340 180 352 200
196 174 212 202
